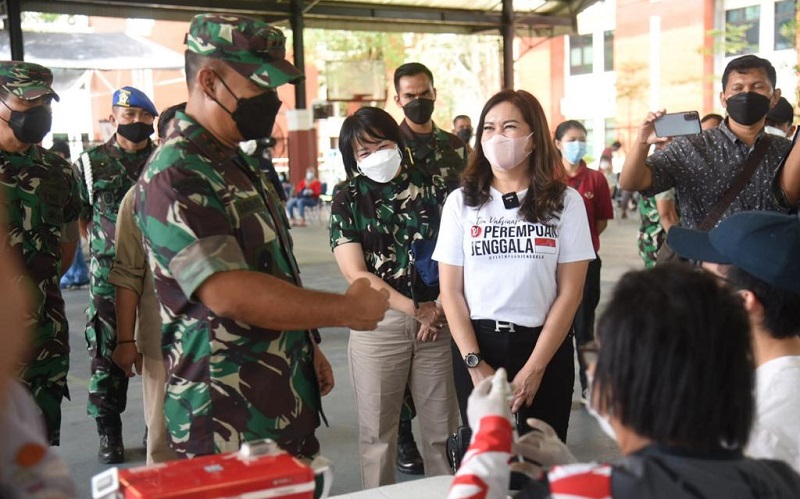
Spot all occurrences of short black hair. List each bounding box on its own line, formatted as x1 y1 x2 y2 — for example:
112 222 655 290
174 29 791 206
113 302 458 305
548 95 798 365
554 120 587 141
393 62 434 93
594 264 754 452
453 114 471 126
722 54 777 90
49 139 71 160
157 102 187 140
765 96 794 126
725 266 800 339
338 106 407 179
185 51 213 90
701 113 724 124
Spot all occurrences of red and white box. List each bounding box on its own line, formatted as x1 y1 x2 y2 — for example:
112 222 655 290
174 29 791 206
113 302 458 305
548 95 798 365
92 439 332 499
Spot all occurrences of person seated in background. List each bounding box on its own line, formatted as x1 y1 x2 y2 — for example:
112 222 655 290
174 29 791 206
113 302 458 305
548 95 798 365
286 167 322 226
448 264 800 499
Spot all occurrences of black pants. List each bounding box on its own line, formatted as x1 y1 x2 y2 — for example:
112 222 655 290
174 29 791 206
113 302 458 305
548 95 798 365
451 321 574 442
573 255 601 391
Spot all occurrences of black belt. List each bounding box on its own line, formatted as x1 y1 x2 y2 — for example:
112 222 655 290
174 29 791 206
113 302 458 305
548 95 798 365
473 319 542 334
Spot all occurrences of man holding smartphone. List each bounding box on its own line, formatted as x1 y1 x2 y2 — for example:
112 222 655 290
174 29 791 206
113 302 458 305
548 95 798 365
620 55 798 229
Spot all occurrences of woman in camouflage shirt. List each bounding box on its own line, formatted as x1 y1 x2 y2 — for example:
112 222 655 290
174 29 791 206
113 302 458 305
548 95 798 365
329 107 458 488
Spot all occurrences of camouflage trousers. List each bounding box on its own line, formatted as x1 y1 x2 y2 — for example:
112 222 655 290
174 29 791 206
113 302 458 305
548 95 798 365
86 292 129 419
17 354 69 445
399 385 416 422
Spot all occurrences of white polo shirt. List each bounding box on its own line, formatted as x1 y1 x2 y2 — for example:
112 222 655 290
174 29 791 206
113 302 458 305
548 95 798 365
747 355 800 472
433 186 594 328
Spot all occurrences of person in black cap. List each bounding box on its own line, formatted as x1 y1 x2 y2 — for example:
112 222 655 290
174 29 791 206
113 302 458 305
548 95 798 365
668 211 800 471
765 96 796 138
76 85 158 464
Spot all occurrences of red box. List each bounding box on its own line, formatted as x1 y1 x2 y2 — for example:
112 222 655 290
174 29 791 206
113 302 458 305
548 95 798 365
92 440 321 499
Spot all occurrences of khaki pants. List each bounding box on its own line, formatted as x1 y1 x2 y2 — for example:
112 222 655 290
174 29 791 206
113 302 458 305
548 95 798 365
136 292 178 464
349 309 458 489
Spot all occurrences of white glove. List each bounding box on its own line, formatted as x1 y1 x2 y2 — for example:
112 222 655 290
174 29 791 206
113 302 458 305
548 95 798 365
466 368 513 433
512 418 577 467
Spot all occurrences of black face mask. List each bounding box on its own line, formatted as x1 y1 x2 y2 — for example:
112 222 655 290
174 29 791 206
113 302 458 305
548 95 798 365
212 72 282 140
1 100 52 144
116 122 154 143
457 127 473 143
725 92 772 126
403 98 435 125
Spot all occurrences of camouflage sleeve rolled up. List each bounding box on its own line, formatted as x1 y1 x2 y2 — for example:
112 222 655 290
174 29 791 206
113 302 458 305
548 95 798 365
135 161 249 300
44 149 82 226
329 183 361 249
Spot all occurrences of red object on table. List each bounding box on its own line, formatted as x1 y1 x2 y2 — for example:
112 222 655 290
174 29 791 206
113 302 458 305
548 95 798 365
92 440 317 499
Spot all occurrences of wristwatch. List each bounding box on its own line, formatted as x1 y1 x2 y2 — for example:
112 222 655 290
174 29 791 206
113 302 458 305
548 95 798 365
464 352 482 368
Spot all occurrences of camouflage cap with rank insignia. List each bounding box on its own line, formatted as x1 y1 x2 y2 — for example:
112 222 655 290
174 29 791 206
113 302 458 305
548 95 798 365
185 13 304 89
0 61 59 101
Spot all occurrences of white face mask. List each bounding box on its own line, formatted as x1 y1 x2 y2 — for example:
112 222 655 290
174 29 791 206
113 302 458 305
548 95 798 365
586 374 617 441
482 133 533 171
764 125 786 137
357 147 402 183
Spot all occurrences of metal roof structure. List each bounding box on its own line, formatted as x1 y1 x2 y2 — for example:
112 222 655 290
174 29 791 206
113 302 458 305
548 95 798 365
4 0 601 103
22 0 599 36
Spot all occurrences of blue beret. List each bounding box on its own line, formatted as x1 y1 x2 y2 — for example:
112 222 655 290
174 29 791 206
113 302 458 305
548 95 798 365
112 86 158 116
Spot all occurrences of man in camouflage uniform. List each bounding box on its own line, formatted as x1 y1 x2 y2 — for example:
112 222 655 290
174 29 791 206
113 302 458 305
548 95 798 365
76 86 158 463
0 61 82 445
392 61 467 474
133 13 388 459
394 62 468 192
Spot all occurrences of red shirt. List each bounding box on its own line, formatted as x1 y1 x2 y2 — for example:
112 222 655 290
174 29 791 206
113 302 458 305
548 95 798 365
565 162 614 253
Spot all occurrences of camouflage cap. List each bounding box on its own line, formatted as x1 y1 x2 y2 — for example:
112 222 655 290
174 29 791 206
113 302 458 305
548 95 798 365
185 14 303 89
0 61 59 102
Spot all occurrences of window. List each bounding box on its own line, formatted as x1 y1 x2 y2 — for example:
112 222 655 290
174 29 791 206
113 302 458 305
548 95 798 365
603 31 614 72
774 0 795 51
580 119 596 160
569 34 593 75
604 118 616 150
725 5 760 56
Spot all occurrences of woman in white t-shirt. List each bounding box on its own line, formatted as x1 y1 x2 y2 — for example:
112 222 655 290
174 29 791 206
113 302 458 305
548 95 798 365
433 89 595 440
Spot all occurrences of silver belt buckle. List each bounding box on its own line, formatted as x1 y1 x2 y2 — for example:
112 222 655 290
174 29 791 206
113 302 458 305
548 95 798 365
494 321 516 333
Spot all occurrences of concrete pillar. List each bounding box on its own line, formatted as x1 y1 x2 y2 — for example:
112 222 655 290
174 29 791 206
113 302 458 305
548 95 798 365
286 109 318 188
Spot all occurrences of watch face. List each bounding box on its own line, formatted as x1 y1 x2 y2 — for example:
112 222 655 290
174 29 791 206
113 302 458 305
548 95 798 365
465 353 479 368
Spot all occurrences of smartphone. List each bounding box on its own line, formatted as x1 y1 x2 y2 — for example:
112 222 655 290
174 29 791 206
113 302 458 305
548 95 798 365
654 111 702 137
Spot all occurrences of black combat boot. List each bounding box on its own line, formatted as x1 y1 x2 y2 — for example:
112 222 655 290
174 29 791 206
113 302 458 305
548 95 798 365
396 419 424 475
96 415 124 464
